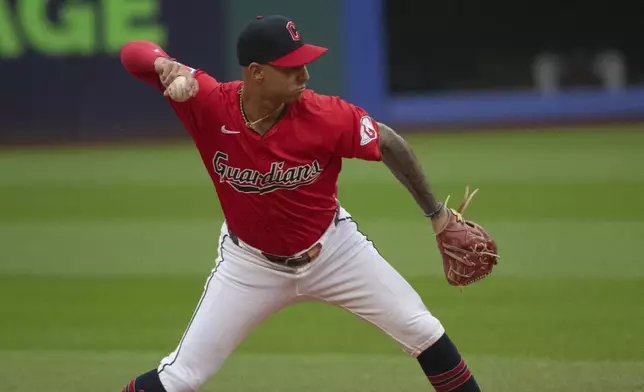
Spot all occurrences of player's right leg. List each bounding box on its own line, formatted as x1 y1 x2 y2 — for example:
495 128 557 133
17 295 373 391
120 224 296 392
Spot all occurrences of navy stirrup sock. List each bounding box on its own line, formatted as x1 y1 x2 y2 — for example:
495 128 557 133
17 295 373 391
121 369 167 392
416 333 480 391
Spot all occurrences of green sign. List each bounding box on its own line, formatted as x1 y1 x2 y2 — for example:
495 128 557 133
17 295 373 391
0 0 167 59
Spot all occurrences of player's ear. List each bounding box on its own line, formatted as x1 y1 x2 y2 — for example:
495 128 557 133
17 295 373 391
248 63 265 83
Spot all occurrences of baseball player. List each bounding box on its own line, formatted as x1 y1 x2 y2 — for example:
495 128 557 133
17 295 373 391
119 14 498 392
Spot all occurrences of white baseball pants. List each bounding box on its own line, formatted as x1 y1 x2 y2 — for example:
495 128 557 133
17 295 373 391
157 206 445 392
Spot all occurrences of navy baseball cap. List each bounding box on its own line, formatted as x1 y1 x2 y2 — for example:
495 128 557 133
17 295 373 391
237 15 328 67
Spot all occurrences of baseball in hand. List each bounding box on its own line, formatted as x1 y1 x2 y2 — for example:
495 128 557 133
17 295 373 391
165 75 195 102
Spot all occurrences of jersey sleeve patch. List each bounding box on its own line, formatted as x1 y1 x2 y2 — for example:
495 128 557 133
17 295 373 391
359 115 378 146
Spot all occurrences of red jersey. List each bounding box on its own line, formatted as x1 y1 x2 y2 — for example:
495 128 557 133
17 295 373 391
121 41 382 256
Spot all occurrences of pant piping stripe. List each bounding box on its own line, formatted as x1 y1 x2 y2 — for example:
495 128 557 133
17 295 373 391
158 234 228 375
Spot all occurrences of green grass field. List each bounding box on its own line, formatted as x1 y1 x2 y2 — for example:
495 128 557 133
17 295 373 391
1 125 644 391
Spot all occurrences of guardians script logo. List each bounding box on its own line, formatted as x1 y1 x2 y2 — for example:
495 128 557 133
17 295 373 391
212 151 323 194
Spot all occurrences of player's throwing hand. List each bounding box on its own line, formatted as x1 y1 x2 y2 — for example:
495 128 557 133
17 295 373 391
154 57 199 101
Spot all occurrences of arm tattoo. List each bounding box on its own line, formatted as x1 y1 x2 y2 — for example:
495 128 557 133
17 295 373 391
377 122 442 217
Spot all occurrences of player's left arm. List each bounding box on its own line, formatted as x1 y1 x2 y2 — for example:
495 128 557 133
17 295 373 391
377 122 447 229
378 122 500 286
331 98 447 228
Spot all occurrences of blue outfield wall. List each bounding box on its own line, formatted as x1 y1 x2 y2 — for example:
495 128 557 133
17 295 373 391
3 0 643 147
342 0 644 126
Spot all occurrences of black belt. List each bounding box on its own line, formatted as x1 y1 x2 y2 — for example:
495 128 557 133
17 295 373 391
228 207 347 268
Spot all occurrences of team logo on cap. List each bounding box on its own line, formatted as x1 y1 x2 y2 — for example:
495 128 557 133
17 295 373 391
286 21 301 41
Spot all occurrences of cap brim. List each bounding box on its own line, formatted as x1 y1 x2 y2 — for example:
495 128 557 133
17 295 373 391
268 44 328 67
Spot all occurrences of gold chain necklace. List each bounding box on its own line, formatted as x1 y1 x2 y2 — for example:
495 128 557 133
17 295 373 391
238 87 284 129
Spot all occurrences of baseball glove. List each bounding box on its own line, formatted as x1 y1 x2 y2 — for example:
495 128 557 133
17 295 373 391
434 186 499 286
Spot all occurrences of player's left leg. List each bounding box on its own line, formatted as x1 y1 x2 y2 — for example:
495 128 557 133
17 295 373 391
299 212 481 391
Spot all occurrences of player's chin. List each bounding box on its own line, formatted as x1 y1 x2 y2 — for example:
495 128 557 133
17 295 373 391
285 89 305 103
